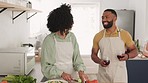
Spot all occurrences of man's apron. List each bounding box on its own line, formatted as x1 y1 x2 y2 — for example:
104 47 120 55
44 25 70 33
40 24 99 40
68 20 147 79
54 36 77 79
98 29 127 83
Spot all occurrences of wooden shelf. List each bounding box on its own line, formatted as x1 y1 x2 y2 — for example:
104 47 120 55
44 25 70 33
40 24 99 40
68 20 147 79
0 1 41 22
0 1 41 12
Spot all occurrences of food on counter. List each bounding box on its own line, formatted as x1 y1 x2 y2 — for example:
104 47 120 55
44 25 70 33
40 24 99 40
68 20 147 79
2 75 36 83
72 78 82 83
46 78 82 83
46 79 68 83
48 81 63 83
86 80 98 83
77 78 82 83
0 80 8 83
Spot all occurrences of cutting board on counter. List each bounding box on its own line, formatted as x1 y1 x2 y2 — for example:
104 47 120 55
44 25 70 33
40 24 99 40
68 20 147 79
44 79 68 83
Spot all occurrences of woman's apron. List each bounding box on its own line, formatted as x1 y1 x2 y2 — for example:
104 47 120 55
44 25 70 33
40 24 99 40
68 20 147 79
41 36 77 82
54 36 78 79
98 29 127 83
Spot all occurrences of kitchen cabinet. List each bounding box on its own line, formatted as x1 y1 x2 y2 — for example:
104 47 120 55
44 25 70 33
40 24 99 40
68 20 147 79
126 57 148 83
0 1 41 21
0 47 35 75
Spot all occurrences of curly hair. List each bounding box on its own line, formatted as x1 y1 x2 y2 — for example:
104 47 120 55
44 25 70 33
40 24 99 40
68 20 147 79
47 4 74 34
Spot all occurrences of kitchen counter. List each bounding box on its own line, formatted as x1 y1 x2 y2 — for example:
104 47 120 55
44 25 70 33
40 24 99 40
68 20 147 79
126 54 148 83
128 53 148 60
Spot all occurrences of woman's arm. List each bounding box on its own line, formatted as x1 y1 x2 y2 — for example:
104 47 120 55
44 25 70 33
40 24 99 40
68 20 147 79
71 33 86 72
41 35 63 79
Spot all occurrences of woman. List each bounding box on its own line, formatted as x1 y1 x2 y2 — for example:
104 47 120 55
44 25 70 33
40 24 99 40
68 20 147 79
41 4 88 83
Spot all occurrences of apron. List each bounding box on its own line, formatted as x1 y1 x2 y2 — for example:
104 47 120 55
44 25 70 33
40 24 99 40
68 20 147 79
54 36 78 79
98 28 127 83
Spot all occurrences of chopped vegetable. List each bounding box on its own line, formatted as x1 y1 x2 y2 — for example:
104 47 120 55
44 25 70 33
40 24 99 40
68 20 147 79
77 78 82 83
2 75 36 83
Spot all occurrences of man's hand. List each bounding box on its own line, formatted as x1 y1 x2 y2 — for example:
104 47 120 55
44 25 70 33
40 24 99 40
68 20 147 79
118 53 129 61
99 59 109 67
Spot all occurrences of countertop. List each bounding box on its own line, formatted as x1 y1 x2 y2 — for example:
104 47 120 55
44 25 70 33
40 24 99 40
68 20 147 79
129 53 148 60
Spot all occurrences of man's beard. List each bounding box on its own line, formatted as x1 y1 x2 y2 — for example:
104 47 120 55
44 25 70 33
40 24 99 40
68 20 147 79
102 20 113 29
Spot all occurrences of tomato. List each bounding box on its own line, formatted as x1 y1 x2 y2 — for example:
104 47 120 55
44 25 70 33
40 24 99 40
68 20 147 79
86 80 98 83
0 80 8 83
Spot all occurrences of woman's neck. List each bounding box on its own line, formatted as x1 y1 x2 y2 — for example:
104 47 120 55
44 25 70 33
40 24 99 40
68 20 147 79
55 31 66 39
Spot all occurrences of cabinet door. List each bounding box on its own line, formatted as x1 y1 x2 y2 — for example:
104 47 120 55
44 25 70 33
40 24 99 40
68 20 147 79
126 60 148 83
0 53 24 75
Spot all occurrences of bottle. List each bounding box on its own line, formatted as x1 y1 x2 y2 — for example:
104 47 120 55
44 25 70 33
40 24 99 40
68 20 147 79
137 39 140 52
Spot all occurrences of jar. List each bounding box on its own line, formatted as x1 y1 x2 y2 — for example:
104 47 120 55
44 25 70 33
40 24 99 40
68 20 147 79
26 1 32 8
143 41 148 57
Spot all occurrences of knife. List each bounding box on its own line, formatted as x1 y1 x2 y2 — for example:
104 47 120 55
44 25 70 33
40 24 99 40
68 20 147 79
72 79 79 82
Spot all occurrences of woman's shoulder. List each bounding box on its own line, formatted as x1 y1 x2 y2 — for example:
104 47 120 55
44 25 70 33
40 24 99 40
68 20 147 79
69 32 75 35
43 33 55 42
68 32 76 38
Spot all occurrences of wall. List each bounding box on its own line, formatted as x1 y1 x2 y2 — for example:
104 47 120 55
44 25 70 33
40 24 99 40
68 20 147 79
146 1 148 40
100 0 130 12
0 10 30 48
129 0 147 47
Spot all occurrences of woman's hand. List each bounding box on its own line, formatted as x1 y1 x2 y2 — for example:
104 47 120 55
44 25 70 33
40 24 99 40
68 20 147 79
61 72 72 82
78 71 89 83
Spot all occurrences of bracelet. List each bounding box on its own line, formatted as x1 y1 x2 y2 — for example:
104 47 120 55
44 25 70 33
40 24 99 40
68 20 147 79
126 53 129 60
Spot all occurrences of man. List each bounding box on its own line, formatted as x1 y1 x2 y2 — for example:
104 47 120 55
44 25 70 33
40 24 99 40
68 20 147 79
91 9 138 83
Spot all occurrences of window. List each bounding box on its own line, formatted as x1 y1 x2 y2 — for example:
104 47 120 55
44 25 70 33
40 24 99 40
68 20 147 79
71 3 100 56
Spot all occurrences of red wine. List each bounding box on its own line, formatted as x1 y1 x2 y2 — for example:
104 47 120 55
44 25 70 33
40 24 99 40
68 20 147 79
117 55 124 59
104 60 110 65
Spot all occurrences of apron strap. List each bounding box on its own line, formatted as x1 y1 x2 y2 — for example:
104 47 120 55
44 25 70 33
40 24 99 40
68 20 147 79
103 27 122 38
117 28 123 38
53 36 57 43
103 29 106 38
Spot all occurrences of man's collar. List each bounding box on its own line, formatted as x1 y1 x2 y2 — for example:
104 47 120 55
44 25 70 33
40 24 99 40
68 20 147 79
105 28 118 35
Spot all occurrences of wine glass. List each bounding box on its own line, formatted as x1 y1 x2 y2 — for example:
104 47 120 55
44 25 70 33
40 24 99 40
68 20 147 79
116 50 124 59
103 56 110 65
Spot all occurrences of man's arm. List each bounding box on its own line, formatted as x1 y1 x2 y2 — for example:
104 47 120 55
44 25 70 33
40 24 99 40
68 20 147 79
127 44 138 58
120 44 138 61
91 48 100 64
91 48 107 67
